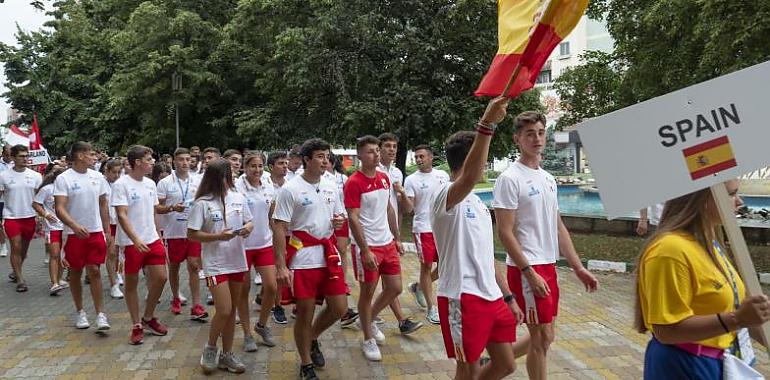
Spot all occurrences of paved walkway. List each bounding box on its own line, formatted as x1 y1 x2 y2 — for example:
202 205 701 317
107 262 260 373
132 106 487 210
0 240 768 379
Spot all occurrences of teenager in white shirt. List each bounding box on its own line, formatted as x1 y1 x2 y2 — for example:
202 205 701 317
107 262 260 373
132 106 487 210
402 144 449 324
224 149 243 181
263 151 291 323
54 141 112 331
286 146 304 181
0 145 43 292
0 144 12 258
234 152 279 351
273 138 347 380
33 166 67 295
432 97 526 380
101 159 124 299
112 145 169 345
188 159 253 374
156 148 207 320
493 111 599 380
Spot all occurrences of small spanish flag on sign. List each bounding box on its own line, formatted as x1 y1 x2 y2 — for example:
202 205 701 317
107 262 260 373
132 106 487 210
682 136 738 180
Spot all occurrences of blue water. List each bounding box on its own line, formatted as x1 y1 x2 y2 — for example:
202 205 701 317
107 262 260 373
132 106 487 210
475 185 770 218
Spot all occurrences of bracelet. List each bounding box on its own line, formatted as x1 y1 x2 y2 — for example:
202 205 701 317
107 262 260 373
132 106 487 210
716 313 730 333
503 294 515 304
521 265 532 274
476 125 495 136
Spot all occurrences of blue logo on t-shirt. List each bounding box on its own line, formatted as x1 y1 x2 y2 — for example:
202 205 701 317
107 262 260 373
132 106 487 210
464 206 476 219
70 182 82 192
301 197 313 207
129 191 141 201
528 185 540 197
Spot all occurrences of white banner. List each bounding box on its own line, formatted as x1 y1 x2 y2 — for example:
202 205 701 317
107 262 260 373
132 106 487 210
577 60 770 219
28 149 49 166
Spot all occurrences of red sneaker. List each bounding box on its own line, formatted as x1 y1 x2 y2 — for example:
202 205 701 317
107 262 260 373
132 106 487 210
191 304 209 321
170 297 182 315
142 317 168 336
129 324 144 345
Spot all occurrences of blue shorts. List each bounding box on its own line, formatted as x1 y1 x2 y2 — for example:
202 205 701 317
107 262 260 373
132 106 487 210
644 338 722 380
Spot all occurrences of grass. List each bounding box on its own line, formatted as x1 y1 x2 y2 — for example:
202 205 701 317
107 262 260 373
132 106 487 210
400 218 770 272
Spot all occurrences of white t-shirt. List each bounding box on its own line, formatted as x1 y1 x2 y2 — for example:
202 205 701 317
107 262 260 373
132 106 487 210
33 184 64 231
648 203 665 226
492 161 559 266
273 175 344 269
110 175 160 246
431 183 502 301
156 172 200 239
344 171 394 247
53 168 109 234
0 168 42 219
377 163 403 221
235 176 275 250
286 167 304 182
188 191 251 277
404 169 449 233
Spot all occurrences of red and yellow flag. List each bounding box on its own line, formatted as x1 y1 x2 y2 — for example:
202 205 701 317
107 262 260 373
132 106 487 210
475 0 589 98
682 136 738 180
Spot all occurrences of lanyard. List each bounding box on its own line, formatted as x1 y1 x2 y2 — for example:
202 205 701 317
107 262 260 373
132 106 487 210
712 240 740 311
175 172 190 202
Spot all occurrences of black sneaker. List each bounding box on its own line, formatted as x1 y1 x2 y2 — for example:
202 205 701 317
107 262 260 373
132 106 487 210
340 308 359 327
310 339 325 368
255 294 262 305
299 364 318 380
399 318 424 335
271 306 288 324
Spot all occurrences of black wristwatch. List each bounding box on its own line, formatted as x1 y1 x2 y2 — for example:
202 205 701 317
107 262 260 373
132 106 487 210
503 294 515 304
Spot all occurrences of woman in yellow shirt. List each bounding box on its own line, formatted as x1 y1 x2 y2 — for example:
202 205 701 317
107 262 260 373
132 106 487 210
635 179 770 379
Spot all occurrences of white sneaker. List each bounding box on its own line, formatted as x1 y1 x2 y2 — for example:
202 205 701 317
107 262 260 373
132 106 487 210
117 274 124 286
110 284 124 299
361 338 382 361
426 306 440 325
0 244 7 257
254 272 262 285
58 280 69 288
371 322 385 344
95 312 110 330
75 310 90 329
44 257 50 265
178 293 188 305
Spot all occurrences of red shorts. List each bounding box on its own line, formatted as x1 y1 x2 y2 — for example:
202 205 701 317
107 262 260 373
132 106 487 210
414 232 438 264
293 267 347 300
334 219 350 238
246 246 274 268
166 238 202 264
507 264 559 324
4 217 36 240
438 294 517 363
351 241 401 283
109 224 117 237
64 232 107 270
205 271 246 287
123 240 167 275
46 230 63 245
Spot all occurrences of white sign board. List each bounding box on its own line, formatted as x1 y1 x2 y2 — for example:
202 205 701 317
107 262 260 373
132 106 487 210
28 149 49 166
577 61 770 219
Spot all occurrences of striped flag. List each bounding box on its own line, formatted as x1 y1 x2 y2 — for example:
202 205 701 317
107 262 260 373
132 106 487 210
475 0 589 98
682 136 738 180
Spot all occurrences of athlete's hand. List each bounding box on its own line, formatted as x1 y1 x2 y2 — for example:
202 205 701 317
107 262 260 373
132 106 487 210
393 182 405 195
73 224 89 239
736 294 770 327
276 265 292 287
61 257 70 269
575 267 598 292
636 220 648 236
395 241 405 256
104 233 113 248
525 270 550 298
237 225 252 237
219 229 236 241
363 250 378 271
331 214 345 230
45 213 60 224
172 203 186 212
480 96 509 124
133 240 150 253
508 300 524 325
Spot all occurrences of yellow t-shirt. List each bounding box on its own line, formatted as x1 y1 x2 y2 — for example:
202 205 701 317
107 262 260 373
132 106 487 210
638 231 745 349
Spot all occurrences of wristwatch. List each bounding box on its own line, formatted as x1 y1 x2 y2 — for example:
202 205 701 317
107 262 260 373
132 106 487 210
503 294 515 304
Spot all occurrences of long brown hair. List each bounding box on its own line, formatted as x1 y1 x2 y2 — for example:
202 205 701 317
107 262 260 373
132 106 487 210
633 188 727 333
195 159 233 224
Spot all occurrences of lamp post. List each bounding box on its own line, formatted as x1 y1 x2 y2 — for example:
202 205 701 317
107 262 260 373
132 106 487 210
172 72 182 149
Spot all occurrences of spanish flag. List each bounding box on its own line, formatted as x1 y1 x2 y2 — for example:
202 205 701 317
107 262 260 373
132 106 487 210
682 136 738 180
475 0 589 98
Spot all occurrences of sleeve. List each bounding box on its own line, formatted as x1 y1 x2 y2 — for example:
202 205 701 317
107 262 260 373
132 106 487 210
0 173 5 191
430 184 454 219
272 188 294 223
156 179 168 199
110 181 128 207
53 175 67 197
491 174 519 210
640 251 694 326
187 200 206 231
33 186 48 205
334 188 346 217
152 185 159 206
98 176 109 196
33 173 42 188
343 177 361 209
404 176 416 198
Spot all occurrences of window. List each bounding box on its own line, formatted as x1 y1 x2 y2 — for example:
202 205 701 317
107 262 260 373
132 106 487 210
559 41 571 57
536 69 552 84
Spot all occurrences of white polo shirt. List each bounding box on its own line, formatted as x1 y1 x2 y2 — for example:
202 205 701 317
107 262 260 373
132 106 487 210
188 191 252 276
404 169 449 233
235 176 275 250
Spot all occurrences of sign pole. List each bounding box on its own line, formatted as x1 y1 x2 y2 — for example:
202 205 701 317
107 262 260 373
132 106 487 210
710 184 770 357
